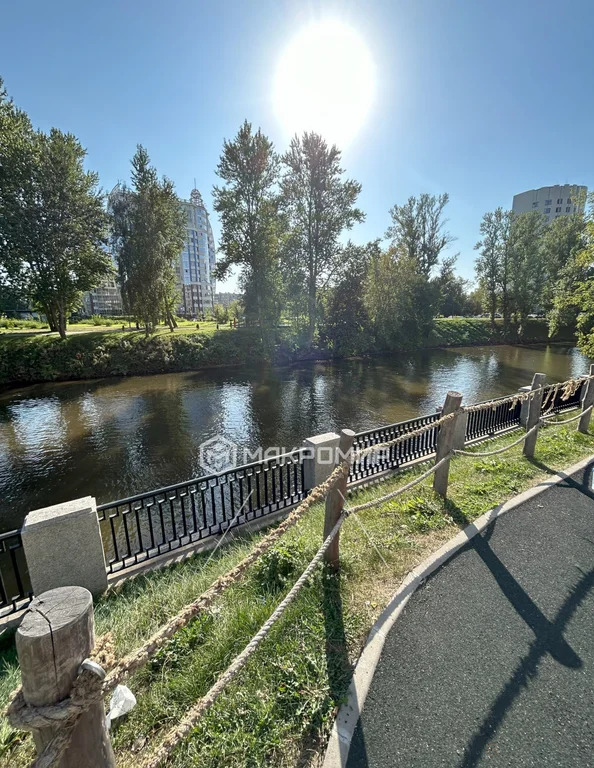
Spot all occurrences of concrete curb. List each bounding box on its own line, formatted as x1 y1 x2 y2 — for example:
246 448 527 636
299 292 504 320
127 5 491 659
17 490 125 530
322 453 594 768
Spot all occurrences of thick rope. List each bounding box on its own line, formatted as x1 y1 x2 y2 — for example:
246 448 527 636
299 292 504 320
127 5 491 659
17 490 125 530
6 664 105 768
453 422 541 457
347 453 452 514
356 411 457 459
462 375 588 414
138 510 349 768
541 404 592 427
102 460 349 692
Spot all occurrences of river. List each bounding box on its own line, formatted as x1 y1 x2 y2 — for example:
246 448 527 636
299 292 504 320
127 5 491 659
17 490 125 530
0 343 588 532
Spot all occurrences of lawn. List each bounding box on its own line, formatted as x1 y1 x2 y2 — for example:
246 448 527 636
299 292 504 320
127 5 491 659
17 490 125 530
1 418 593 768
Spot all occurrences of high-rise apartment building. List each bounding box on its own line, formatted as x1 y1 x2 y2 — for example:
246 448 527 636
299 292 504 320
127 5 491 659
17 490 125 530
512 184 587 224
177 189 216 317
84 186 216 318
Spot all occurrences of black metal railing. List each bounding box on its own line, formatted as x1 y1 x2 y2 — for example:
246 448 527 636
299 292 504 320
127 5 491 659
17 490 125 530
97 450 305 573
0 529 32 619
465 397 522 442
541 381 584 414
349 412 441 483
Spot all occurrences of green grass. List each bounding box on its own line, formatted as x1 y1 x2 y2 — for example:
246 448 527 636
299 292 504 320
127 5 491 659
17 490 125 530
1 418 593 767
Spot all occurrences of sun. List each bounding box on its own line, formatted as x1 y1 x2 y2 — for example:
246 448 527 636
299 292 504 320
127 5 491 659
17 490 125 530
273 20 375 148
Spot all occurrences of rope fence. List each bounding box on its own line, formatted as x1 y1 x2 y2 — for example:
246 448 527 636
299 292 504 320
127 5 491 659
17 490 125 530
6 369 594 768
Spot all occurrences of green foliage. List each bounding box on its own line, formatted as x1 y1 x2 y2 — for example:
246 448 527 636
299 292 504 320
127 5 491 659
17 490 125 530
474 207 512 327
110 146 185 333
212 304 228 324
0 79 111 338
213 121 283 341
0 317 47 329
252 542 305 593
280 132 364 344
386 192 454 277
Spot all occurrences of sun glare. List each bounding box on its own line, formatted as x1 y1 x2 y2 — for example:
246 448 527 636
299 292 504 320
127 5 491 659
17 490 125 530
274 20 375 148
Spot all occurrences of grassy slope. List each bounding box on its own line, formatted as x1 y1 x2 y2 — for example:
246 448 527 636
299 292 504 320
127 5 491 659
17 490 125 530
0 318 575 388
1 419 593 768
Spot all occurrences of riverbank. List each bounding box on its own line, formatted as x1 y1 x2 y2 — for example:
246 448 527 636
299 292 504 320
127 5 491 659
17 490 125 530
0 318 575 388
1 420 593 767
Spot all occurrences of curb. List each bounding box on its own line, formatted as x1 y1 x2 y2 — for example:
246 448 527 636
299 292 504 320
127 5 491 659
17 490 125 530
322 453 594 768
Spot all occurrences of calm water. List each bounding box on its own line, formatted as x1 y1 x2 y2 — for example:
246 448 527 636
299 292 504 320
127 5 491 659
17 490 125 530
0 343 588 532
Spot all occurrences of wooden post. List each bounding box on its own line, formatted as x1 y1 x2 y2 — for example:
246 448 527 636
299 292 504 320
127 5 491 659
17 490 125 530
323 429 355 570
522 372 547 458
578 364 594 434
16 586 115 768
433 391 463 497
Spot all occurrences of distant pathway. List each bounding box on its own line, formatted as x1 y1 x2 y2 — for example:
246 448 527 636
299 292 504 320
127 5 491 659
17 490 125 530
346 461 594 767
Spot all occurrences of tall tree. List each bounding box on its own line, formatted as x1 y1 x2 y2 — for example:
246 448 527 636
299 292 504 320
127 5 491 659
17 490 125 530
110 146 185 333
474 208 512 329
386 193 454 277
0 81 111 337
508 210 545 333
540 212 586 310
319 241 378 355
213 121 282 339
364 245 434 349
280 132 364 345
548 194 594 346
435 256 471 317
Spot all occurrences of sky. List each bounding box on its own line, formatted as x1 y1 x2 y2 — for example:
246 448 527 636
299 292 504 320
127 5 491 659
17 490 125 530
2 0 593 291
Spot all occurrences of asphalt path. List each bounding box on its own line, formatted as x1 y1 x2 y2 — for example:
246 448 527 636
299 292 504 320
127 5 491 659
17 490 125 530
346 461 594 767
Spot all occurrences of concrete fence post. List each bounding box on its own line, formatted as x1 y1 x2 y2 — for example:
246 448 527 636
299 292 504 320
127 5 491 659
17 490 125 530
21 497 108 597
323 429 356 570
302 432 341 491
523 372 547 458
578 363 594 434
518 385 532 426
16 586 115 767
433 391 463 497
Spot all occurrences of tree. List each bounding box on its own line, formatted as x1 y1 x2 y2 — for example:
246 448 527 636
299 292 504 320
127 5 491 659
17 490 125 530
364 246 434 349
508 210 545 333
548 194 594 349
540 212 586 310
319 241 377 355
110 146 185 333
386 193 454 277
0 80 111 337
213 121 282 341
280 132 364 345
474 208 512 329
213 303 228 324
435 255 471 316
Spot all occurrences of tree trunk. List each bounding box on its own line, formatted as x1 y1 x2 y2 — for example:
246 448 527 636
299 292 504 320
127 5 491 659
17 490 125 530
57 303 67 339
307 282 316 347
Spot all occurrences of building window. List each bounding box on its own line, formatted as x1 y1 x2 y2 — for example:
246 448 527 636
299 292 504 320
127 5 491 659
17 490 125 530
545 207 551 213
567 197 572 204
556 207 561 213
532 201 538 207
566 206 571 212
557 198 563 204
545 199 552 205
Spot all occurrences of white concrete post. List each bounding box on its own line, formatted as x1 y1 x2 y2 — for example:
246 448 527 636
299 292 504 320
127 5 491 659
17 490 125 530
21 497 108 597
578 364 594 434
523 373 547 459
302 432 341 491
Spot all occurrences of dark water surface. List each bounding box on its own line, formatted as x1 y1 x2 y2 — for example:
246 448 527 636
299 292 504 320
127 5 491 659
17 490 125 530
0 343 588 531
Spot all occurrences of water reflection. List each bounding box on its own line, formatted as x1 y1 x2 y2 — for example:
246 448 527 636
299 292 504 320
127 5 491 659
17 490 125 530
0 343 588 531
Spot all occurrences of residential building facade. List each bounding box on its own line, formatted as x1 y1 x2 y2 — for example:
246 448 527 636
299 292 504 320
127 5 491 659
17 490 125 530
214 292 242 308
177 189 216 318
512 184 587 224
81 276 124 316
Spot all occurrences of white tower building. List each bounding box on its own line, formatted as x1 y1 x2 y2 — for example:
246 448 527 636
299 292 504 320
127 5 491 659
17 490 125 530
512 184 587 225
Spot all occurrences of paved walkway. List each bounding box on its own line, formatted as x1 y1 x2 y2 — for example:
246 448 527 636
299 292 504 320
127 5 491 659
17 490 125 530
346 461 594 767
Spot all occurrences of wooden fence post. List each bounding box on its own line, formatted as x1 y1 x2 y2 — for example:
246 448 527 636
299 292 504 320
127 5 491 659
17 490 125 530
323 429 355 570
522 372 547 459
433 391 463 497
578 364 594 434
16 586 115 768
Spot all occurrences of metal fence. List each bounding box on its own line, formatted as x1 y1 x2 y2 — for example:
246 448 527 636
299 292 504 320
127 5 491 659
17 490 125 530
97 450 305 574
1 377 587 618
0 530 32 619
349 412 441 483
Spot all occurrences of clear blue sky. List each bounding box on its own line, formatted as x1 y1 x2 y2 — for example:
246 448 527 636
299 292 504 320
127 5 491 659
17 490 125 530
2 0 593 290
